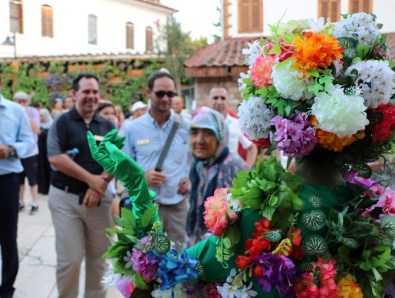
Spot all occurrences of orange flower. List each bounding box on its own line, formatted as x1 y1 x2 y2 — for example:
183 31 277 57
336 274 363 298
292 32 343 75
310 116 362 152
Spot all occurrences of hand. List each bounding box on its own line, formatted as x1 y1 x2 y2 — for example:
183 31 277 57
87 174 108 195
145 169 166 187
0 145 11 159
82 188 101 208
177 177 190 195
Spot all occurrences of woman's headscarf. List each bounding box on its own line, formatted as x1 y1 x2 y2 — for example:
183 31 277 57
188 107 234 241
189 106 229 163
39 108 53 129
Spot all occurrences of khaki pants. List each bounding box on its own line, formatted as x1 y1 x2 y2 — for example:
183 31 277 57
48 186 112 298
158 197 189 244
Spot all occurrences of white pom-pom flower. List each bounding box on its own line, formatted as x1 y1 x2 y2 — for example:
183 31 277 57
242 40 262 65
238 96 274 140
346 60 395 108
311 84 369 137
333 12 380 45
272 58 312 101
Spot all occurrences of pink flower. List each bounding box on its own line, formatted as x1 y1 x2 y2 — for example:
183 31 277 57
250 55 277 88
362 188 395 222
203 188 238 236
267 39 294 61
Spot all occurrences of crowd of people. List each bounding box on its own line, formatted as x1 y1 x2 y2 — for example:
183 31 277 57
0 70 261 297
0 68 393 297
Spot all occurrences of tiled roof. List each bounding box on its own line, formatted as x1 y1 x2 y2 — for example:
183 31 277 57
0 53 158 62
184 33 395 69
184 37 259 68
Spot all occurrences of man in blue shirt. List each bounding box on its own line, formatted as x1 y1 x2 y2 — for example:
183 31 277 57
0 81 34 298
121 71 190 243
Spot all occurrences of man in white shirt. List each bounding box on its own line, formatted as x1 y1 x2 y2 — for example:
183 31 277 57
209 87 257 168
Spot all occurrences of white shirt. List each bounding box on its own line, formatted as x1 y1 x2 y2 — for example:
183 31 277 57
226 114 252 154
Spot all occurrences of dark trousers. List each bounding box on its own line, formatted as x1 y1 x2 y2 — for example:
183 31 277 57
0 173 19 298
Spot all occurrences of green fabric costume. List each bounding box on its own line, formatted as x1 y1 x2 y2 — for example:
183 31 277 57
88 130 355 297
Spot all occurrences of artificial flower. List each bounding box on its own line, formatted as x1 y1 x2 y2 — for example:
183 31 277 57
371 103 395 143
151 283 188 298
242 40 262 65
311 84 369 137
346 60 395 108
217 269 258 298
253 252 297 297
333 12 380 45
336 274 363 298
238 96 274 140
272 58 312 101
266 39 294 61
271 112 317 157
116 276 136 298
131 248 157 282
292 31 343 75
203 188 238 236
362 187 395 222
250 54 277 88
157 249 199 291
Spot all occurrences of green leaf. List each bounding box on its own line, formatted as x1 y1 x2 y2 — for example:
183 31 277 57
141 206 157 228
357 44 372 59
380 215 395 237
152 234 170 255
263 230 282 242
133 272 150 290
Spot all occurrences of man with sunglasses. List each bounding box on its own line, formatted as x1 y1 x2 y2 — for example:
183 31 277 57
121 71 190 244
209 87 258 168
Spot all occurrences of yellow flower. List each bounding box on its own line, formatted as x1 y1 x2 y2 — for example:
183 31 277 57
336 274 363 298
292 31 343 75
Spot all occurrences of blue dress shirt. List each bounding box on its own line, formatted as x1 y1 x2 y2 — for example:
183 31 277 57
0 95 35 174
121 110 190 205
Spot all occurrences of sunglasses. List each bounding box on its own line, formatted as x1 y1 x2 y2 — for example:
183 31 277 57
154 90 178 98
212 96 226 100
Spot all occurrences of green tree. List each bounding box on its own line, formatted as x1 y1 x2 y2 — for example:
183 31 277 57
154 15 208 92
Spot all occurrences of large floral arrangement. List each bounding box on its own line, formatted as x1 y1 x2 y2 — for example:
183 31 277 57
238 12 395 178
203 157 395 297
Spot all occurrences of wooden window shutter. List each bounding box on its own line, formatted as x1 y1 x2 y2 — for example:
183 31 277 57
41 5 53 37
10 1 23 34
146 26 153 52
126 22 134 49
318 0 340 21
349 0 372 13
238 0 263 33
88 15 97 45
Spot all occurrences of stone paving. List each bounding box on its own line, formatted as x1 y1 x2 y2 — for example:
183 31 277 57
0 191 123 298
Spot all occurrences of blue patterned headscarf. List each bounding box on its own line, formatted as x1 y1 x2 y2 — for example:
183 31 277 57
190 106 229 161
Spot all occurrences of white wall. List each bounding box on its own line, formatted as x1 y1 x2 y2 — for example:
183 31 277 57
0 0 173 58
227 0 395 38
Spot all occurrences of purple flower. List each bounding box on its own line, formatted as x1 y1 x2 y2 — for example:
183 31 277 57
271 112 316 158
254 252 297 297
131 240 157 282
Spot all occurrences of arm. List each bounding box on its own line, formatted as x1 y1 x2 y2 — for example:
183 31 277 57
12 108 35 157
245 144 258 168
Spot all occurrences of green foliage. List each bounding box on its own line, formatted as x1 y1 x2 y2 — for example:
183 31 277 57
0 58 162 111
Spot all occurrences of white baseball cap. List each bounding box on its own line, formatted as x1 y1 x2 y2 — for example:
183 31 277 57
131 101 147 113
13 91 29 101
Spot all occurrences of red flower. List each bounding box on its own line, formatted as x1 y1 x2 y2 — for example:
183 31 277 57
235 255 254 270
371 103 395 143
287 228 304 260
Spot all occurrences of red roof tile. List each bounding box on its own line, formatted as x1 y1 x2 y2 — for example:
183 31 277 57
184 37 259 68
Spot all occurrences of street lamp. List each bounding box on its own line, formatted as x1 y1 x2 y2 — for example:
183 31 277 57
2 32 16 58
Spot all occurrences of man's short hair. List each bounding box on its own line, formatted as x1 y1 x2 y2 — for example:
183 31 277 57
72 73 100 91
147 71 176 90
13 91 29 101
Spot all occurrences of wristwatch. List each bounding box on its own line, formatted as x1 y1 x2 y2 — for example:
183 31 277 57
8 146 17 158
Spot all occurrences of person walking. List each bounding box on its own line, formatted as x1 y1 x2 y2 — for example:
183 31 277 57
0 82 34 298
37 108 53 195
209 87 258 168
13 91 41 214
47 73 114 298
121 71 190 244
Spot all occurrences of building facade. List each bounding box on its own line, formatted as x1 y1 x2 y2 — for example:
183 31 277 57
0 0 176 58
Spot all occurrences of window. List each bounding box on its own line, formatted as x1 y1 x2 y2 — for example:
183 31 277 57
146 26 153 52
349 0 372 13
41 4 53 37
10 0 23 33
126 22 134 50
238 0 263 33
318 0 340 21
88 14 97 45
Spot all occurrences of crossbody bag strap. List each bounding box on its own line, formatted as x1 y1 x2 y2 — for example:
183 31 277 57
154 113 183 172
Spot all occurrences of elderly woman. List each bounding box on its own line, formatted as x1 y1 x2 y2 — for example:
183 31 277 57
187 107 248 243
